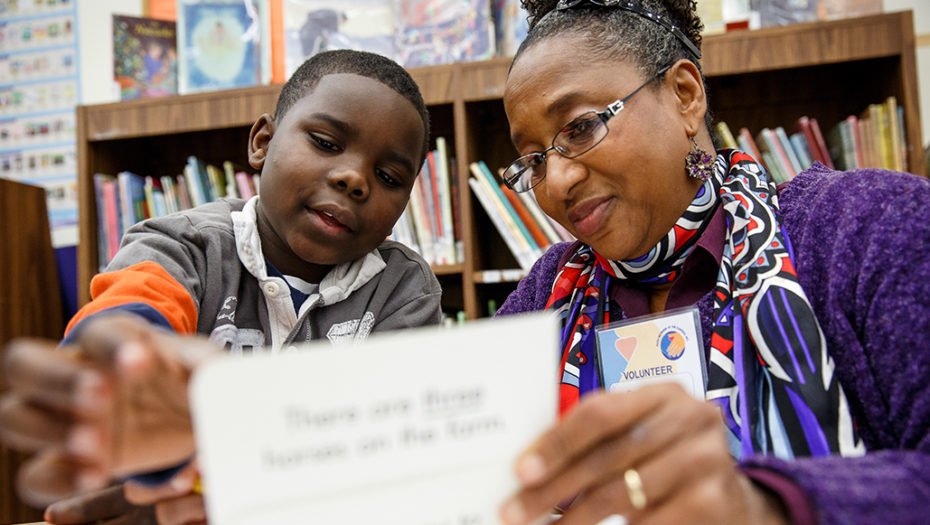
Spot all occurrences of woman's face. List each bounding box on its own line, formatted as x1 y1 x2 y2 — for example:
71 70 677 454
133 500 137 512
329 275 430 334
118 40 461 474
504 34 703 261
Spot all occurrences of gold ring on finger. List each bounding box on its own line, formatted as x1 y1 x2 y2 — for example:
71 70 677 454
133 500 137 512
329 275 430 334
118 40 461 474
623 468 647 510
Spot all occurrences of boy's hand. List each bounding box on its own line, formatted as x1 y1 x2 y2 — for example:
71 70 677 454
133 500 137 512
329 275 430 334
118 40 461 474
0 314 222 507
125 461 207 525
44 484 156 525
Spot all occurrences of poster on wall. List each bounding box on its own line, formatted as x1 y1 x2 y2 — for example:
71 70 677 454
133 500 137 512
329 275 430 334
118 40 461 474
113 15 178 100
0 0 79 247
177 0 270 94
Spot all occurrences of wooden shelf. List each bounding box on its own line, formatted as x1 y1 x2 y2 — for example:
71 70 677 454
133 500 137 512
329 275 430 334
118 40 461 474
76 11 924 318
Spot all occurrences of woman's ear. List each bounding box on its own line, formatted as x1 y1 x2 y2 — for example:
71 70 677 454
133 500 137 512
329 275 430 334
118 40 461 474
248 114 275 171
667 59 707 136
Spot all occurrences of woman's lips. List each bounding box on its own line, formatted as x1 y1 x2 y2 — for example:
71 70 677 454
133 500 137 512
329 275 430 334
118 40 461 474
567 196 614 237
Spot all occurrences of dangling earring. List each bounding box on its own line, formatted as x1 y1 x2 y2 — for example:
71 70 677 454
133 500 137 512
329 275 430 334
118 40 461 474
685 136 713 181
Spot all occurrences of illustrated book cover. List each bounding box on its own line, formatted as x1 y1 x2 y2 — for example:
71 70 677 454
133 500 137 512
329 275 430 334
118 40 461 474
394 0 495 68
282 0 395 79
113 15 178 100
177 0 269 94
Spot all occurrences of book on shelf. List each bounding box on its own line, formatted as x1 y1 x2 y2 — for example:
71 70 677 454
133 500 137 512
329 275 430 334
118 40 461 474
895 104 908 172
787 132 814 171
281 0 396 79
737 127 763 166
714 121 738 149
434 137 456 264
467 176 535 271
773 126 803 175
113 15 178 100
472 160 542 256
755 128 794 184
177 0 270 94
795 116 832 167
394 0 495 68
515 188 562 245
500 183 550 250
93 156 260 267
390 136 461 266
466 160 555 270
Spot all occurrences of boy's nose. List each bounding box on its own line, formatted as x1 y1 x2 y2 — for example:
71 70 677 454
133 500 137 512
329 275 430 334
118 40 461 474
329 168 369 200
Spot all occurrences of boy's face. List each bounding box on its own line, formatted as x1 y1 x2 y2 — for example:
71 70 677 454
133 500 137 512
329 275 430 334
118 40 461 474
249 73 424 279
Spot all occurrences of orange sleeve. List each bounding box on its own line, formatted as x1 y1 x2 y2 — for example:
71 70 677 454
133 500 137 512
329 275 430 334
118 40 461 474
65 261 198 336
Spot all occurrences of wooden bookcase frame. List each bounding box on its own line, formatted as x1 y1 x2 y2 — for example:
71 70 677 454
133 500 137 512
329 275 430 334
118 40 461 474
76 11 924 318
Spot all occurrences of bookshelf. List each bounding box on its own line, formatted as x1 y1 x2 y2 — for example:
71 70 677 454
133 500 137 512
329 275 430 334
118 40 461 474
76 11 924 318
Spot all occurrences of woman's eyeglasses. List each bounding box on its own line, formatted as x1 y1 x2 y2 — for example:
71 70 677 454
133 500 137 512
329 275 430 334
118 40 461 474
502 65 671 193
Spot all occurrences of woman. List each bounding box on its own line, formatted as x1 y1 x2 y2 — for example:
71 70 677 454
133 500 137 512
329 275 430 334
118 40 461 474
495 1 930 524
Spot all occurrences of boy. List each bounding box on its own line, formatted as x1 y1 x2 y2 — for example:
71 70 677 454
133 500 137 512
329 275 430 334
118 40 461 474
0 49 441 521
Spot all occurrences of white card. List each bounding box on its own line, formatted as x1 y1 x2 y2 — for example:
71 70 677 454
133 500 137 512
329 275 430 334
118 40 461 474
191 312 559 525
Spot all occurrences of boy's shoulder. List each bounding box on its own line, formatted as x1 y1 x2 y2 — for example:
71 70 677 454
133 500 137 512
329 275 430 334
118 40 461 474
375 240 440 287
143 198 247 234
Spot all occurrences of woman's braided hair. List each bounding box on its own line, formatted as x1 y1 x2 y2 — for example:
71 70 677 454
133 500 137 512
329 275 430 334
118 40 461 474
516 0 710 129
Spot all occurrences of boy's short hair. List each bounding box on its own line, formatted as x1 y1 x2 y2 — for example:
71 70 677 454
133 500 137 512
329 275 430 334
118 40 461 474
275 49 431 163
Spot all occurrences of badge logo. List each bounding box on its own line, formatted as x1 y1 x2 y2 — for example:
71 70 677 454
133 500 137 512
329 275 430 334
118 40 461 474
658 327 687 360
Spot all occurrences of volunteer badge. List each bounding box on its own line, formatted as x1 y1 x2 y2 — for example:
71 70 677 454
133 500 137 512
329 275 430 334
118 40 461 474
595 306 706 399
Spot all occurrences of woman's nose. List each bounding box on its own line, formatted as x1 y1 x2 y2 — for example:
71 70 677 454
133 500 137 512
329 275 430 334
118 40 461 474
329 167 369 200
541 154 587 201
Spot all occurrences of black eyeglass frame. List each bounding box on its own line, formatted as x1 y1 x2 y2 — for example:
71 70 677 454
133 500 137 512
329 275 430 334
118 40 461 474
554 0 702 60
502 65 671 193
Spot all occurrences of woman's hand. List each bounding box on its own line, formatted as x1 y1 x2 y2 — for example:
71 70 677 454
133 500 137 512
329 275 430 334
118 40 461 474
124 462 207 525
499 383 789 525
44 484 156 525
0 314 221 507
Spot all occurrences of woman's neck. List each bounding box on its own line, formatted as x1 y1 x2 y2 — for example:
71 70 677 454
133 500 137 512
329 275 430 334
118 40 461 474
647 281 675 313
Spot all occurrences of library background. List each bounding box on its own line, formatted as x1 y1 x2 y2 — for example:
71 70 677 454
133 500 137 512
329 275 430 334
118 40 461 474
1 0 929 522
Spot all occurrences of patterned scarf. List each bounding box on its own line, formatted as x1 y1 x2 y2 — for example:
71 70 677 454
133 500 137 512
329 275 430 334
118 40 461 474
546 149 864 459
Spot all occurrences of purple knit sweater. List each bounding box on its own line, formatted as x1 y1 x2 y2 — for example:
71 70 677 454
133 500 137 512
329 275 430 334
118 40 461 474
496 163 930 524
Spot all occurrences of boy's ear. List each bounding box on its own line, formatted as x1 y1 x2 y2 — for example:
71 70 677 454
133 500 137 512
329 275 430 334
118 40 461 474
248 113 275 170
667 59 707 136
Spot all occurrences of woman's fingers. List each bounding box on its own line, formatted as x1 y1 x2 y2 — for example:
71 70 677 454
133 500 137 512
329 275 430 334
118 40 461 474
502 398 682 523
555 405 729 525
502 383 731 525
512 385 672 488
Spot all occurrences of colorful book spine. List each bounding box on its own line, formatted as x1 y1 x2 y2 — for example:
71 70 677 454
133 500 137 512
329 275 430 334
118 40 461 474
469 162 535 266
788 132 813 171
738 127 764 164
774 126 803 175
93 174 116 270
474 160 541 257
222 160 239 199
883 96 902 171
755 128 792 182
714 121 738 148
500 183 550 249
175 174 193 210
235 171 255 199
101 177 121 261
467 177 534 270
410 171 436 264
434 137 456 264
516 189 562 245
